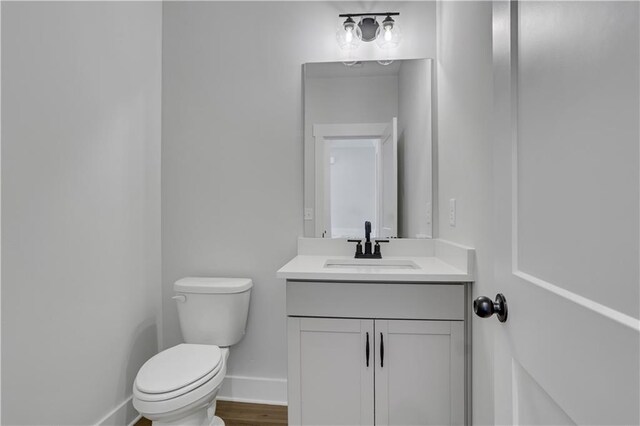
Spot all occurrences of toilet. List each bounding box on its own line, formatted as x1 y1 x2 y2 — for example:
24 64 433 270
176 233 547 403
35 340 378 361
133 277 252 426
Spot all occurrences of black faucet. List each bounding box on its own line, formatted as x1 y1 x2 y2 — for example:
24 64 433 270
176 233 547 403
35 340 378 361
348 221 389 259
363 221 373 256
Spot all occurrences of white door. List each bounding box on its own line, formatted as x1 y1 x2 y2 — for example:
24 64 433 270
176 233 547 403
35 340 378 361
375 320 465 426
379 118 398 238
287 317 374 425
491 2 639 424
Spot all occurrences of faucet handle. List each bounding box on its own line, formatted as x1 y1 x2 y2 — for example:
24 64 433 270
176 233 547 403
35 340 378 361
373 239 389 257
348 239 363 257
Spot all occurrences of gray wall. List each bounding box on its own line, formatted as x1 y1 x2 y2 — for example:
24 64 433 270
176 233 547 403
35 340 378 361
436 2 495 425
1 2 162 424
161 1 436 402
398 59 433 238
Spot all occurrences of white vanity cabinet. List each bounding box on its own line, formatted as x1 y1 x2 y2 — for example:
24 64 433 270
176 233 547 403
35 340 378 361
288 317 375 425
286 280 470 426
374 319 465 426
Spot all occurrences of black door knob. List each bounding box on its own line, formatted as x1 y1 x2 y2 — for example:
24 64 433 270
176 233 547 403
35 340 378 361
473 294 508 323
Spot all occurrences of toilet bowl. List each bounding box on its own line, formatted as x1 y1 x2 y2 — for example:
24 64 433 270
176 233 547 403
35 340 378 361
134 344 228 426
133 277 252 426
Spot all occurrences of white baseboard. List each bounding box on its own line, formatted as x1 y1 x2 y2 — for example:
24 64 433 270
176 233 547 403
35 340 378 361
96 395 140 426
218 375 287 406
94 376 285 426
128 414 142 426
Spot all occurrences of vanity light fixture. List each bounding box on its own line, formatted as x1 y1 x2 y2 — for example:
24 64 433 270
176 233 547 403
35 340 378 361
337 13 401 51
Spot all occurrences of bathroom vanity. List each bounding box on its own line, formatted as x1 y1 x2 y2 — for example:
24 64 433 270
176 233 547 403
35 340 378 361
278 238 474 426
286 58 473 425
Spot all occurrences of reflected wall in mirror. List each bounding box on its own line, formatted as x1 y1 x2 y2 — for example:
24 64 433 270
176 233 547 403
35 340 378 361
303 59 433 239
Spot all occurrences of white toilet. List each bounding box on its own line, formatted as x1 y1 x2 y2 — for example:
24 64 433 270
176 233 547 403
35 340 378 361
133 277 252 426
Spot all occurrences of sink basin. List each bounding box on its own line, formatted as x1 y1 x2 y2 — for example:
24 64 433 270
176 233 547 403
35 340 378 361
324 258 419 270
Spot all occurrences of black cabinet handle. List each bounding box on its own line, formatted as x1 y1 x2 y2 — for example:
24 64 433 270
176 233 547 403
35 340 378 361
365 332 370 367
380 333 384 368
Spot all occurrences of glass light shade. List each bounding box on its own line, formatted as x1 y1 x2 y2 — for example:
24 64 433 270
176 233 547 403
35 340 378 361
376 21 402 49
336 21 362 51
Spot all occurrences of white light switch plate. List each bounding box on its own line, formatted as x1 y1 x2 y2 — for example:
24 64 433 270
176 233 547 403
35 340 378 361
449 199 456 227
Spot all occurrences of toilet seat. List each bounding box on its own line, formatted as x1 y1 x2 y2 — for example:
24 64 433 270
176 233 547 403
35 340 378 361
133 344 226 416
135 344 223 401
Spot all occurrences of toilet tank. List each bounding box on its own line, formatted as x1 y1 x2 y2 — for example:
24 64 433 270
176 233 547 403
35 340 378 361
173 277 252 347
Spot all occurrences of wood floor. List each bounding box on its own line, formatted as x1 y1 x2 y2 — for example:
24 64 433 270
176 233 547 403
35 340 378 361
135 400 287 426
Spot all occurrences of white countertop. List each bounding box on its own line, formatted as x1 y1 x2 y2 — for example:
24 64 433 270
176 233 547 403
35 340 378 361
277 255 472 282
277 238 475 282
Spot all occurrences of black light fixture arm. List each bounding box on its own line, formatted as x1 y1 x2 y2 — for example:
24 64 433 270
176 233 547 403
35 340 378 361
339 12 399 18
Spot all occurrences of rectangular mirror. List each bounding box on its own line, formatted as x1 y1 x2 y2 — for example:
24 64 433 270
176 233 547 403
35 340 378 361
303 59 434 239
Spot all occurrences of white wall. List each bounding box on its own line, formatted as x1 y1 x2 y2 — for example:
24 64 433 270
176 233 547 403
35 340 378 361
1 2 162 424
436 2 495 425
305 75 399 126
398 59 433 238
161 1 436 403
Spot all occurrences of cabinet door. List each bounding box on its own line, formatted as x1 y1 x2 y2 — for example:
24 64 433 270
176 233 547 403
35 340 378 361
288 317 374 425
375 320 465 426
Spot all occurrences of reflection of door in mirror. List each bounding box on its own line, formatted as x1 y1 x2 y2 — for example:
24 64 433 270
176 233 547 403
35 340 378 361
314 121 397 239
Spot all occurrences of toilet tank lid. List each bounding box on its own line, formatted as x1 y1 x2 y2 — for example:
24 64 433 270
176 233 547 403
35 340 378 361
174 277 253 294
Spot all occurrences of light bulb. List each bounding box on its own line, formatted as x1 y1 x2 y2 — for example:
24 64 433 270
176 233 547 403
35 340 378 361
336 17 362 51
376 16 401 50
345 27 353 43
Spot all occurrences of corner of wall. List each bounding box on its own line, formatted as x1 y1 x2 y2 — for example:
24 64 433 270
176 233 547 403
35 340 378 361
95 397 139 426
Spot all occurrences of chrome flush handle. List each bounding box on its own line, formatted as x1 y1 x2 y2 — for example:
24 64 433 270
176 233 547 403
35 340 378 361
172 294 187 303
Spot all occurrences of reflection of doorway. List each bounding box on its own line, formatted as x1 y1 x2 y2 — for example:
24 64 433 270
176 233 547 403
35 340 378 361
313 120 397 238
327 139 379 238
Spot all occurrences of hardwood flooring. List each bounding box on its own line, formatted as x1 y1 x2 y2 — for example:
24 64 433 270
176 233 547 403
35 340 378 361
134 417 151 426
216 401 288 426
134 400 287 426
